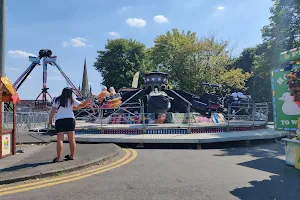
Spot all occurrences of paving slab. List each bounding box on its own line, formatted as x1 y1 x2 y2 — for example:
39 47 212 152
0 143 121 184
0 145 46 170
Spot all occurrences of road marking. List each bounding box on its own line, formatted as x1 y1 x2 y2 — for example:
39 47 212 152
0 148 137 196
0 148 131 192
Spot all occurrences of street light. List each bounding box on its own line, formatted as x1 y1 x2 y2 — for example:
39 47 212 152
0 0 6 76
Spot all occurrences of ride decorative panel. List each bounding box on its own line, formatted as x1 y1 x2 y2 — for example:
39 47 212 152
271 69 299 130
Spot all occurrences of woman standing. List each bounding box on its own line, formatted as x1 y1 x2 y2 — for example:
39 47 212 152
48 87 91 162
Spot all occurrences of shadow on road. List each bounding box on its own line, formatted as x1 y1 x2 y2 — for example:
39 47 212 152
214 141 285 158
213 141 300 199
0 161 51 172
230 157 300 200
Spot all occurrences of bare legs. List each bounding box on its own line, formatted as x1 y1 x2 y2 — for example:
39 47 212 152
67 131 76 159
56 132 64 160
56 131 76 160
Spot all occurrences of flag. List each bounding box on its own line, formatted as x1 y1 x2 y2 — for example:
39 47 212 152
131 72 140 88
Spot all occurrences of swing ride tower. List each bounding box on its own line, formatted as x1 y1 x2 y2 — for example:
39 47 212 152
13 49 82 107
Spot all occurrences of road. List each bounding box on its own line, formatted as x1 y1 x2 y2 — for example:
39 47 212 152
1 141 300 200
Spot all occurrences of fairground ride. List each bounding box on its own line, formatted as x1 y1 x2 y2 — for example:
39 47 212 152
13 49 82 108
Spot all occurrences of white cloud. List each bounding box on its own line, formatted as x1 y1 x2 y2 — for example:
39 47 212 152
118 6 133 14
217 6 225 10
48 76 63 81
126 18 146 28
108 32 120 38
153 15 169 24
7 67 20 71
88 82 93 85
28 75 32 79
53 69 59 73
62 37 87 47
8 50 36 58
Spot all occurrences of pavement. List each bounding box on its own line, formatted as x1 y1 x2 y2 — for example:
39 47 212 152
16 131 54 144
1 141 300 200
0 142 122 184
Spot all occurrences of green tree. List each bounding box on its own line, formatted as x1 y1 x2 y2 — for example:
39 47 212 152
232 0 300 102
230 48 257 73
254 0 299 102
151 29 251 94
94 39 152 90
231 44 269 102
261 0 300 68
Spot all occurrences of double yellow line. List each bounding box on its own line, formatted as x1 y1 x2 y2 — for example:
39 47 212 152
0 148 137 197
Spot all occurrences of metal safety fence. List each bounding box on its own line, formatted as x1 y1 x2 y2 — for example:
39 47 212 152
227 102 268 128
3 111 49 131
2 101 269 133
75 101 269 133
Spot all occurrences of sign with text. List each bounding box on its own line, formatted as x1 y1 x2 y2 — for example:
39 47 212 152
271 69 300 131
295 148 300 169
2 134 12 156
280 47 300 63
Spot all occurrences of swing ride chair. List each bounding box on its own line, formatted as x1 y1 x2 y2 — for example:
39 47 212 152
13 49 83 108
92 92 142 124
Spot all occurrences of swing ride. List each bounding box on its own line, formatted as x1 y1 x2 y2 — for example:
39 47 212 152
13 49 82 108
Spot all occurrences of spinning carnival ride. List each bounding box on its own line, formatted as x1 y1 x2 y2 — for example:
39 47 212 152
13 49 82 108
119 71 225 119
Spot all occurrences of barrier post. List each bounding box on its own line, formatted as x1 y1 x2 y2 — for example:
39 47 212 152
141 102 146 134
252 103 256 129
17 112 20 133
227 104 231 132
265 102 269 127
100 106 103 133
26 113 31 130
187 104 191 134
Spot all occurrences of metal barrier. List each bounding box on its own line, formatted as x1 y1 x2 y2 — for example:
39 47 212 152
227 102 268 129
74 102 142 122
73 101 269 133
74 107 98 121
254 103 269 121
3 111 49 131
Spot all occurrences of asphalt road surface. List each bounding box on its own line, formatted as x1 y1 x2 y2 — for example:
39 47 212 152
1 141 300 200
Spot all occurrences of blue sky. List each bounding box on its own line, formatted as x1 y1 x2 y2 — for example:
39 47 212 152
5 0 273 100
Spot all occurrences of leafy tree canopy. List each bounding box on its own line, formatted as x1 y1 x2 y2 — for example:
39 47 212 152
94 39 152 90
150 29 251 94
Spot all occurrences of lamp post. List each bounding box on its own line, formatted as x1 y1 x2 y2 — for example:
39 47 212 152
0 0 6 76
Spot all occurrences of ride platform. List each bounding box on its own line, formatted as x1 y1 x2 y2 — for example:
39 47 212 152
72 121 287 144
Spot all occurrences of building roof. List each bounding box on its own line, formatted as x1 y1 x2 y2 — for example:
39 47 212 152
143 71 169 76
